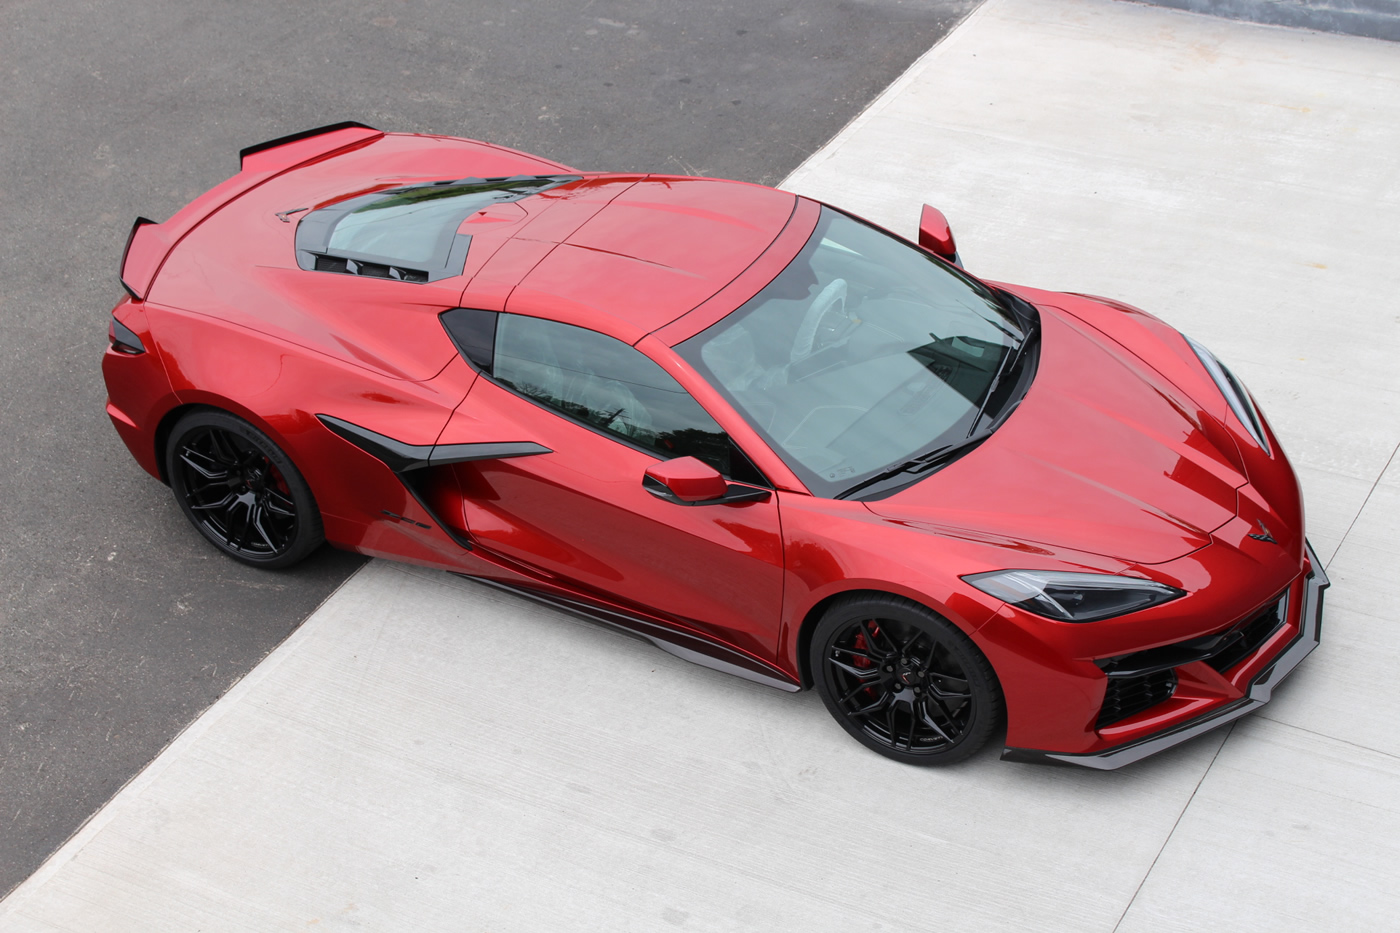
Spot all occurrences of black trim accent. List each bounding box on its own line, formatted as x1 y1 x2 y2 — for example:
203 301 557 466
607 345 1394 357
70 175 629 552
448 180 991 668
315 413 552 551
1205 595 1286 673
1004 542 1329 770
109 315 146 355
311 253 434 284
1094 592 1288 679
119 216 157 300
430 441 554 466
317 414 436 473
300 236 468 285
239 121 379 169
726 439 770 488
381 510 432 529
642 475 772 506
1096 669 1177 729
317 414 551 472
454 574 802 693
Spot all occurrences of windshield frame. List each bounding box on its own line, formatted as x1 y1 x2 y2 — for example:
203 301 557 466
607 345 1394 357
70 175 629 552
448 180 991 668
676 204 1040 500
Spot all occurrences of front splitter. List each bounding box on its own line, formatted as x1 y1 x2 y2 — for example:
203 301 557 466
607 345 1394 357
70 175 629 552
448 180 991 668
1003 541 1330 771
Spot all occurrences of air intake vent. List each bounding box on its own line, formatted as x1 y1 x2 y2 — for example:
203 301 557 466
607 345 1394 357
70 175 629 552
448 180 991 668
312 254 429 283
1206 597 1285 673
1097 669 1176 729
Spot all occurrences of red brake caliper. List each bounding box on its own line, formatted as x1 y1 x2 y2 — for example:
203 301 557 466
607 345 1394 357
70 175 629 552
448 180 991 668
852 624 881 701
853 629 871 668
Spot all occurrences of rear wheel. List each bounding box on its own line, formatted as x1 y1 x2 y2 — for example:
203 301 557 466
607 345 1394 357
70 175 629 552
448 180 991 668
166 410 323 569
810 594 1002 765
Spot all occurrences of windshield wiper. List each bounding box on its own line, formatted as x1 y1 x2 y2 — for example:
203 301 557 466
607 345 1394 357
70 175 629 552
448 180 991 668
965 341 1021 438
965 308 1040 437
836 311 1039 500
835 434 990 500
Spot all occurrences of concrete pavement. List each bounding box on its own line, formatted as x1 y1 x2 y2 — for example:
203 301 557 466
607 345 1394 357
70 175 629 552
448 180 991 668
3 0 1397 929
0 0 978 895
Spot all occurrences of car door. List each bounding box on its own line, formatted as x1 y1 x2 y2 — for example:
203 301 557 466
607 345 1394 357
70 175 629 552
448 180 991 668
438 310 786 666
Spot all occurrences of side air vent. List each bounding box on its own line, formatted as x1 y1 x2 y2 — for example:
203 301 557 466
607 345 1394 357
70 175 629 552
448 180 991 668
312 254 429 283
1097 669 1177 729
1095 592 1290 683
1206 597 1286 673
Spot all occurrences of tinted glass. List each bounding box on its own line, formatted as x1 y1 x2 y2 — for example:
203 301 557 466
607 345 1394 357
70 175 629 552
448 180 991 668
678 207 1026 498
493 315 734 474
296 175 577 280
328 184 491 264
440 307 497 372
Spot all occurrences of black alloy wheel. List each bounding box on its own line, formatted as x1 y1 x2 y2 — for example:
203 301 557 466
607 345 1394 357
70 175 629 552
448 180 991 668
166 410 324 569
810 594 1002 765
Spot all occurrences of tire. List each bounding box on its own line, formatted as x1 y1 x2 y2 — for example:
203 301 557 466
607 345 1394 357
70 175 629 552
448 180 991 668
165 409 324 569
810 593 1003 765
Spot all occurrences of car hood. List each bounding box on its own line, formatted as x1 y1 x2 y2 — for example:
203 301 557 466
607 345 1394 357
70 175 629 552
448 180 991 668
864 305 1246 564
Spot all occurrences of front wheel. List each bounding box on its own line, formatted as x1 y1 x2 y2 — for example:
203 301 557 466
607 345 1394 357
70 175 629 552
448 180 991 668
810 594 1002 765
166 409 324 569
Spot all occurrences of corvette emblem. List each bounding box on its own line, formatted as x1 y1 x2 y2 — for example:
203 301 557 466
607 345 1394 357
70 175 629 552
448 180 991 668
1248 521 1277 544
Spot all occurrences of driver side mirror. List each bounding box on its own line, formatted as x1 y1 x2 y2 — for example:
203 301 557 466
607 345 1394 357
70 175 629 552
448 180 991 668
643 457 772 507
644 457 728 503
919 205 962 268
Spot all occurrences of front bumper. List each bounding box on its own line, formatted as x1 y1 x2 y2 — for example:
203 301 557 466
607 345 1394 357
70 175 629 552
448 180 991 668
1002 541 1329 770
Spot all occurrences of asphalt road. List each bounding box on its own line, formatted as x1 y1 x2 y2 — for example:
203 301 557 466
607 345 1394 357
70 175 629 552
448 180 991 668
0 0 979 899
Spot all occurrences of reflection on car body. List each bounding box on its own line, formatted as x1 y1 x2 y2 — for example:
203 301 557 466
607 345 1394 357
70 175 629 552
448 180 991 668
103 123 1325 769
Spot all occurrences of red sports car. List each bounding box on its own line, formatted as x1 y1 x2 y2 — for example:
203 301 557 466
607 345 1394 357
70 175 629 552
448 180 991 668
104 123 1326 768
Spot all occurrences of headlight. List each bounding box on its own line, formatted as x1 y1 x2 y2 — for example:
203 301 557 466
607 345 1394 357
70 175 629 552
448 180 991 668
1184 336 1270 454
962 570 1185 622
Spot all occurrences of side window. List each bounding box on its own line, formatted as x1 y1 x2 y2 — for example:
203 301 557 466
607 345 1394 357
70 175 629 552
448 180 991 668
483 313 745 477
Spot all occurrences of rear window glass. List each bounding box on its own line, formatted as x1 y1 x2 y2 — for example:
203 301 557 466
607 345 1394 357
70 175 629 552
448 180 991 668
295 175 578 282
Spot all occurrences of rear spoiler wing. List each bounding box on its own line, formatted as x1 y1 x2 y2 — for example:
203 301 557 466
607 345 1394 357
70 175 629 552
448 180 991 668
120 122 384 300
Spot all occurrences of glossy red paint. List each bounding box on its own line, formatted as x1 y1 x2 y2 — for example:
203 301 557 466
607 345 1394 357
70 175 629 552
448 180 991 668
102 127 1322 768
869 310 1239 564
645 457 729 502
917 204 957 261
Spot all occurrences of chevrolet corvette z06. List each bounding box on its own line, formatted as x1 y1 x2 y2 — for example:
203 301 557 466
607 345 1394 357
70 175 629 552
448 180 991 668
103 123 1326 768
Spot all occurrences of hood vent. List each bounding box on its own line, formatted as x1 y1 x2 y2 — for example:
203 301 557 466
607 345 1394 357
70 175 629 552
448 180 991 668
312 254 429 283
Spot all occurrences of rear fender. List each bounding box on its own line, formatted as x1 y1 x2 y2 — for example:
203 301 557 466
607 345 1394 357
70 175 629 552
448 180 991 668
102 296 179 480
145 303 479 563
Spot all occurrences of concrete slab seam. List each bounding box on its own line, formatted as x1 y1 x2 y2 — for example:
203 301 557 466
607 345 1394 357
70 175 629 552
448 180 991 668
0 560 374 918
1253 714 1400 763
1327 439 1400 572
1109 723 1236 933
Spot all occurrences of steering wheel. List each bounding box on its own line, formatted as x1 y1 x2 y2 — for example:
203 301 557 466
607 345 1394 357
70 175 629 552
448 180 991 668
790 277 849 364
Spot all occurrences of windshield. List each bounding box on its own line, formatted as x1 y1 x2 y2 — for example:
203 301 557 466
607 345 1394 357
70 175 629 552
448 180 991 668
677 206 1034 498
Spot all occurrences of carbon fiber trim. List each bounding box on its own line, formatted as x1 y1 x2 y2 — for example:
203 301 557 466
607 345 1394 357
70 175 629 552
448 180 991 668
239 121 380 167
316 413 552 551
456 575 802 692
